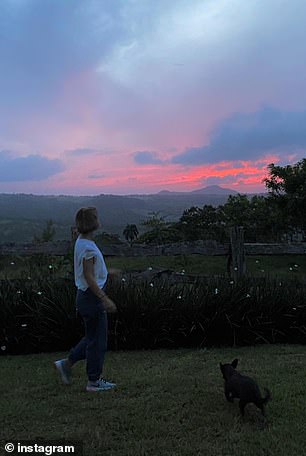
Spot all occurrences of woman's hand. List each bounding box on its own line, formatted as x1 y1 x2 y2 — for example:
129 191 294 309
101 295 117 313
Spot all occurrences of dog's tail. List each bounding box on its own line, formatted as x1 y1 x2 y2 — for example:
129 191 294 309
261 387 271 405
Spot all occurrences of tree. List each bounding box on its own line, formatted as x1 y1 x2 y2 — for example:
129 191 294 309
33 219 56 243
178 205 226 241
264 159 306 236
139 212 177 245
248 195 283 242
123 224 139 246
179 206 204 241
222 195 252 228
264 159 306 196
222 194 285 242
95 231 122 246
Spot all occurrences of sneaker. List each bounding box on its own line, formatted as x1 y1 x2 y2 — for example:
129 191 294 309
54 359 72 385
86 378 116 392
100 378 116 388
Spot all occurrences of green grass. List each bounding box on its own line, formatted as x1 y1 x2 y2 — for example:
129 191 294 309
246 255 306 280
1 254 306 281
107 254 306 281
1 345 306 455
107 254 228 275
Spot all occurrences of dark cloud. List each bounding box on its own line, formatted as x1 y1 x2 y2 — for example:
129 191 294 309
0 151 64 182
133 151 165 165
172 107 306 165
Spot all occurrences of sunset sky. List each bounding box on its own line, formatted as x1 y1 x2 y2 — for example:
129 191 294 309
1 0 306 195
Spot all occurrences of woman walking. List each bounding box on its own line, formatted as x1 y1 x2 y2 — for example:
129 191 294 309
55 207 117 392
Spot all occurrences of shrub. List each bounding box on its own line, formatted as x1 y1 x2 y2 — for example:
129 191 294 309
0 278 81 354
1 275 306 355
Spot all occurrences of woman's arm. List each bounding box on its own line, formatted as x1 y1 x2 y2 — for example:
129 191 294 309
83 258 117 312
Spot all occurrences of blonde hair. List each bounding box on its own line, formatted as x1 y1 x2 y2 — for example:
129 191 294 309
75 207 100 234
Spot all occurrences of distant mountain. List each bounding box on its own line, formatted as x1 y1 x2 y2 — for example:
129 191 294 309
157 185 238 196
190 185 238 195
157 190 182 195
0 188 257 243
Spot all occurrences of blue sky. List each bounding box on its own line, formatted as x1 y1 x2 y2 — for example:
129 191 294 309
1 0 306 195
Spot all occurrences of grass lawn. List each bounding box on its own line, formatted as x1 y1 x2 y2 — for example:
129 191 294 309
1 345 306 455
1 254 306 282
107 254 306 282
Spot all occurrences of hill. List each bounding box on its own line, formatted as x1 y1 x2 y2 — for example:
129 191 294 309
0 186 256 242
190 185 238 195
157 185 238 196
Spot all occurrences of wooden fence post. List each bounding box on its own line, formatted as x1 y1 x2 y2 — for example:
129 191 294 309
229 226 246 280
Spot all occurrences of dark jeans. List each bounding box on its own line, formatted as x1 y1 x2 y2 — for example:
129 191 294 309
69 288 108 382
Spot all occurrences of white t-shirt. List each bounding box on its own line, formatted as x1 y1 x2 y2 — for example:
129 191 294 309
74 236 108 291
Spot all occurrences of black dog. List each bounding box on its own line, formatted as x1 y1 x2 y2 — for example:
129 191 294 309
220 359 271 416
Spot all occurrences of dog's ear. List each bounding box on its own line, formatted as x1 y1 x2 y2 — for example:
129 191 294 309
231 359 238 368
